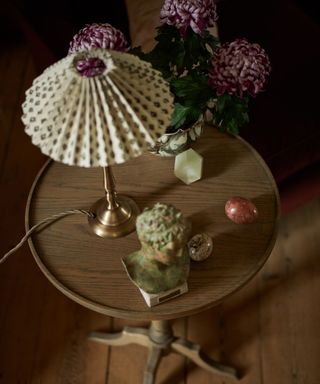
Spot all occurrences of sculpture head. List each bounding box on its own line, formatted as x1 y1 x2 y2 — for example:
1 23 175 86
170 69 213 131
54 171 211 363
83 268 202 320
136 203 191 265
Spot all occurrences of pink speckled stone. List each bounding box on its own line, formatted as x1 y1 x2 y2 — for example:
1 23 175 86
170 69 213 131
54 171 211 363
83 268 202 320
225 197 258 224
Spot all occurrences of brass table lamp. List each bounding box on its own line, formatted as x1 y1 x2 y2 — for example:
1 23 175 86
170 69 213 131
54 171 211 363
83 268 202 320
88 166 140 237
21 48 173 237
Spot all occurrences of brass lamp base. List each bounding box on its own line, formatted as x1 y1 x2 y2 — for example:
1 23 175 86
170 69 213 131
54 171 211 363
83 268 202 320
88 195 140 238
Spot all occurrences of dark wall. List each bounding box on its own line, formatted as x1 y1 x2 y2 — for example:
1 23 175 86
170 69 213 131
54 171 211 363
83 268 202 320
3 0 130 62
217 0 320 182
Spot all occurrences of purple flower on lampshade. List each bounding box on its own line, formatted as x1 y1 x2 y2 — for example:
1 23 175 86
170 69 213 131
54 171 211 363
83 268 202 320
69 23 128 77
69 23 129 54
209 38 271 97
76 57 106 77
160 0 218 37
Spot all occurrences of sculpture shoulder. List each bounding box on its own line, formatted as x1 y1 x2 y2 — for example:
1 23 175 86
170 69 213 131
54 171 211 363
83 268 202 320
122 249 190 294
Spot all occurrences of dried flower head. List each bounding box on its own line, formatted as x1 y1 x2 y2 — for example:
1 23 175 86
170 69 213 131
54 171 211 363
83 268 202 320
68 23 128 54
75 57 106 77
209 38 271 97
160 0 218 36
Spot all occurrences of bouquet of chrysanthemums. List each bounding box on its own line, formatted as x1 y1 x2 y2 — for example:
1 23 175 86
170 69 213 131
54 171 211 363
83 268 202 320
69 0 271 135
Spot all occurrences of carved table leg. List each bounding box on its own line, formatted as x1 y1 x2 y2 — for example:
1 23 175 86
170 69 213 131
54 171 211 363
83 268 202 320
142 320 173 383
89 319 240 381
89 326 150 347
143 347 163 384
171 337 239 379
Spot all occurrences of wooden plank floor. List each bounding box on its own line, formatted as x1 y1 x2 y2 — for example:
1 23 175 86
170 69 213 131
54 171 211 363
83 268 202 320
1 40 320 384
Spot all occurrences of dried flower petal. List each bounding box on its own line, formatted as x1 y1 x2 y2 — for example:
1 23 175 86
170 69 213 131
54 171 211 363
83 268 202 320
76 57 106 77
209 38 271 97
160 0 218 36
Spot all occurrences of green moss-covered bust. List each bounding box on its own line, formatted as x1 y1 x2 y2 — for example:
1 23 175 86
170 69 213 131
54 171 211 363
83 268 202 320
122 203 191 294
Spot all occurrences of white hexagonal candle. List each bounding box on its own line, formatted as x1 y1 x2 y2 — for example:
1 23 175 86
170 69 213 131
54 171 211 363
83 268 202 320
174 148 203 185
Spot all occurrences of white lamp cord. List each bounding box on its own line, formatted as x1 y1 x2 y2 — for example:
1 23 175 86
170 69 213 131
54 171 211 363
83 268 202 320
0 209 94 265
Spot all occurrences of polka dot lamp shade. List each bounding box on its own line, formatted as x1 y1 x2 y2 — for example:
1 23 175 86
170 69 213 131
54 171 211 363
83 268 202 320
22 49 174 167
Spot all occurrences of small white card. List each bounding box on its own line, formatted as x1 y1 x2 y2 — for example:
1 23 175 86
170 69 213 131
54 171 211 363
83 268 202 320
139 282 188 307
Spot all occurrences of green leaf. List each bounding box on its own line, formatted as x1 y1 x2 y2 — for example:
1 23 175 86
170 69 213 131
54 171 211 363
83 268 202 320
130 25 222 132
214 94 250 134
141 26 185 77
171 103 190 128
184 30 201 70
175 41 186 73
171 73 214 110
170 103 202 130
155 25 180 43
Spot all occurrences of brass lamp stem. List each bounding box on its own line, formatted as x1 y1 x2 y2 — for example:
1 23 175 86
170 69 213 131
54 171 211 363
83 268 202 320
103 167 119 210
88 166 140 238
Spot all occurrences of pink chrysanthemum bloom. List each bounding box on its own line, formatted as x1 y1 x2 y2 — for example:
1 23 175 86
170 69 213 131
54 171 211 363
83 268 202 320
160 0 218 37
209 38 271 97
68 23 128 54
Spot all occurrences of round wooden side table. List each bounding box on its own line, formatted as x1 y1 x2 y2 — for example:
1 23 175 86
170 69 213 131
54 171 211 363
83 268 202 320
26 127 280 384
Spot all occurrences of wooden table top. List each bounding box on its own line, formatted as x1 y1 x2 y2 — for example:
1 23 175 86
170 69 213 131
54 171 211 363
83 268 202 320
26 126 280 320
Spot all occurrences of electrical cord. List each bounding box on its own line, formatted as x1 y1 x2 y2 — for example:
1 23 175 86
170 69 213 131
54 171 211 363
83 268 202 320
0 209 95 265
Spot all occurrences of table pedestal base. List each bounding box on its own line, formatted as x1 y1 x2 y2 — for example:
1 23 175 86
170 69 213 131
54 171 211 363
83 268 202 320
89 320 239 384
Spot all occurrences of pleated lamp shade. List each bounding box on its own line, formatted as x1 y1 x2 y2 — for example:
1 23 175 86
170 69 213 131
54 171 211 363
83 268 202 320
22 48 174 167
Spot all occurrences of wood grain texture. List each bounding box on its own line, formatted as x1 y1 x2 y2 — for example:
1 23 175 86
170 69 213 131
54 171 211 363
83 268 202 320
26 127 279 320
279 201 320 384
259 199 320 384
186 308 223 384
106 318 148 384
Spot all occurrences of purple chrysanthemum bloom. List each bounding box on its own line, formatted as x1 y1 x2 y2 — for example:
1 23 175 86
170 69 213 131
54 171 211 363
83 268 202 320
160 0 218 37
209 38 271 97
68 23 128 54
76 57 106 77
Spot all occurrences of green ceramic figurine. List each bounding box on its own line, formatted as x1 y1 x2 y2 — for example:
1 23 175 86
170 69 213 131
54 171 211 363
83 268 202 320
122 203 191 295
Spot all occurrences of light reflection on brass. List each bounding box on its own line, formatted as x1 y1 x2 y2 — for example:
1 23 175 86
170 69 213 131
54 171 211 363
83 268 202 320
88 166 140 238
